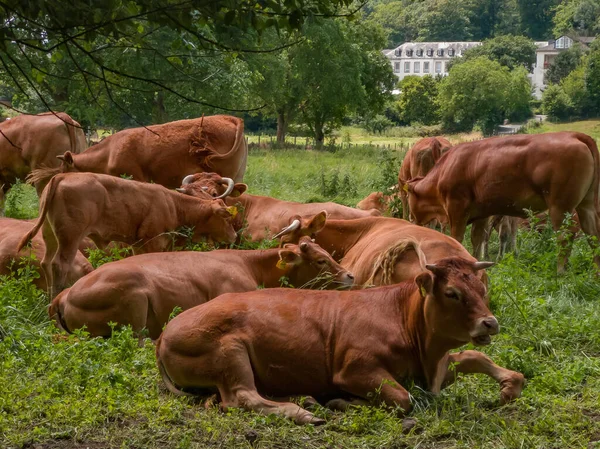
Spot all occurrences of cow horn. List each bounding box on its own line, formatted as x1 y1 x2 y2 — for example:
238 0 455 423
175 188 186 193
56 155 65 160
272 219 301 240
215 177 235 199
181 174 196 185
473 261 495 270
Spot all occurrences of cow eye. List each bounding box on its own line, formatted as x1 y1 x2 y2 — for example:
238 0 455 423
317 260 327 265
445 289 459 300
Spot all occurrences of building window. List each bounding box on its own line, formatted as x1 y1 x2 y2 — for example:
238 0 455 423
414 62 420 73
404 61 411 73
406 49 413 57
416 49 423 57
423 62 430 73
448 48 455 57
395 49 402 57
437 49 444 56
435 61 442 73
394 62 400 73
427 48 434 57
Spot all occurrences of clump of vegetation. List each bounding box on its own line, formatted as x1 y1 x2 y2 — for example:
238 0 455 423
4 181 38 219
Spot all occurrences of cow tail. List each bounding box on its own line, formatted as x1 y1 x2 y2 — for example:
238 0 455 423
365 238 426 286
16 175 58 252
155 337 195 397
581 134 600 214
431 137 442 162
56 112 79 154
195 117 245 171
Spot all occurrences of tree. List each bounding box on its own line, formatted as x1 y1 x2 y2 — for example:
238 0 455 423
586 42 600 114
546 45 586 85
554 0 600 36
517 0 561 39
452 35 537 71
415 0 474 42
365 1 419 48
439 57 532 136
561 65 589 116
396 75 440 125
542 84 573 121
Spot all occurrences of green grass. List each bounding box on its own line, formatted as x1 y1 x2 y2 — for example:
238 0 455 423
2 145 600 448
526 119 600 140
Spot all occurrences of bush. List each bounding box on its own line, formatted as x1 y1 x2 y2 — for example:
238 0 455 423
542 84 573 122
362 114 394 134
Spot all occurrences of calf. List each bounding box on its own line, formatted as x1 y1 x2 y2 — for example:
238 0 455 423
406 132 600 272
0 218 92 290
175 172 380 241
49 237 354 340
157 255 524 424
17 173 237 297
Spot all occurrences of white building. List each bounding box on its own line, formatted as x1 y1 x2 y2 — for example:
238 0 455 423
531 35 595 99
384 42 483 82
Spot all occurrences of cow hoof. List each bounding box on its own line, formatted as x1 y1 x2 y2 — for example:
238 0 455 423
401 417 418 434
203 394 219 409
300 396 319 410
295 409 326 426
309 416 327 426
499 372 526 405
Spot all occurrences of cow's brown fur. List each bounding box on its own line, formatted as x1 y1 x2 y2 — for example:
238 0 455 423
28 115 248 190
398 137 452 220
48 236 354 339
177 172 381 241
356 192 393 213
17 173 237 297
0 112 85 200
407 132 600 272
156 257 524 424
0 218 92 290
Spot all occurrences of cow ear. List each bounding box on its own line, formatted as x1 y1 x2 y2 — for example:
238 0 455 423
306 211 327 235
415 272 433 298
57 151 74 166
277 249 301 269
231 183 247 197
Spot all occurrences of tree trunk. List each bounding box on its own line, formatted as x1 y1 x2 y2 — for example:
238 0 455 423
153 91 168 124
276 110 287 145
314 121 325 150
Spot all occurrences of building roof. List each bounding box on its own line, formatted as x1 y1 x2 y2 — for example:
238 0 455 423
386 41 482 59
536 35 596 52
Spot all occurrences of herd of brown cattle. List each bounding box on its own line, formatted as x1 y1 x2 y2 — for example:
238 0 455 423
4 111 598 425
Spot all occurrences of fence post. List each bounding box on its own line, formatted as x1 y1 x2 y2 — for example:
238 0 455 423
258 135 261 146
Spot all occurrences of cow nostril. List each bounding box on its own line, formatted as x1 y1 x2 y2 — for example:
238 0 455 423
347 274 354 280
482 317 499 331
483 319 492 328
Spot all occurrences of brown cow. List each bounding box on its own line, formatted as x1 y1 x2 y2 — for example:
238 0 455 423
0 218 92 290
274 213 485 287
356 192 393 213
49 236 354 340
0 112 85 200
156 254 524 424
407 132 600 272
175 172 380 242
471 216 520 261
16 173 237 297
398 137 452 220
28 115 248 191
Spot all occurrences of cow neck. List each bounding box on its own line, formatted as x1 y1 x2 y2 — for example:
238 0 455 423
174 195 212 225
414 174 446 221
71 141 111 173
315 219 374 261
225 195 252 231
400 288 463 394
242 248 292 287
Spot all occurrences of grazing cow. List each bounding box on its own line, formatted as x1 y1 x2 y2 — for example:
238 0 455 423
274 213 485 287
49 236 354 340
471 216 520 261
0 112 85 201
27 115 248 191
0 218 92 290
16 173 237 297
156 254 524 424
175 172 380 241
406 132 600 272
398 137 452 220
356 192 393 213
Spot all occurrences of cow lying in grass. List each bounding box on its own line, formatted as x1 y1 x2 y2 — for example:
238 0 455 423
0 217 92 290
156 252 524 424
175 172 380 241
274 212 485 287
49 236 353 340
17 173 237 297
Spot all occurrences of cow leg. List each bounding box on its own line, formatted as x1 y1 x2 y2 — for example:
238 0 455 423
448 209 469 245
51 241 80 298
334 367 412 414
575 200 600 272
41 222 58 296
325 397 370 411
442 351 525 405
400 189 409 221
470 218 489 260
549 207 575 274
217 351 324 425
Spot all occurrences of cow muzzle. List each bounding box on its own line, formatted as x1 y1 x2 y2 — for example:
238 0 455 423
469 316 499 346
336 272 355 289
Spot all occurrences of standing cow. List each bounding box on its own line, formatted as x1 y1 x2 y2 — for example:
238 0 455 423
28 115 248 190
398 137 452 220
406 132 600 272
0 112 86 202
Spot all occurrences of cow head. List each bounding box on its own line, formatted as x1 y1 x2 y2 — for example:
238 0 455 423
56 151 76 171
405 178 447 226
273 211 328 246
415 257 497 346
278 236 354 289
192 199 238 244
176 172 247 200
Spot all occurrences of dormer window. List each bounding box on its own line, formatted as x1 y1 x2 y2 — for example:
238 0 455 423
406 49 413 57
437 49 444 56
395 49 402 57
427 48 434 57
416 49 423 57
448 49 455 57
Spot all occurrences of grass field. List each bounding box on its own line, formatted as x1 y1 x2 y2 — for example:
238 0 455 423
526 119 600 140
1 133 600 448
